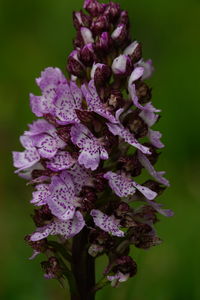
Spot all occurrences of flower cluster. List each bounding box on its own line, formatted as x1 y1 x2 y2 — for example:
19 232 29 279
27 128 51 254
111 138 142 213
13 0 172 289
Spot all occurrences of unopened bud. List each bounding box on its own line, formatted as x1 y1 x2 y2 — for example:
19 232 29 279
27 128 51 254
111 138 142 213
111 23 128 45
104 2 121 21
118 10 129 25
80 27 94 44
135 81 152 104
91 63 112 87
83 0 104 16
92 15 109 35
67 50 85 77
96 32 113 54
112 54 132 76
73 11 91 29
124 41 142 63
80 43 95 66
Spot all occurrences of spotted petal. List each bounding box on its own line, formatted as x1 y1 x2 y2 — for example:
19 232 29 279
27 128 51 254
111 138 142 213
104 171 157 200
31 184 50 206
106 123 151 154
91 209 124 237
47 174 78 221
25 119 54 136
67 163 92 194
13 148 40 172
30 211 85 241
46 151 75 172
82 80 116 123
71 124 108 170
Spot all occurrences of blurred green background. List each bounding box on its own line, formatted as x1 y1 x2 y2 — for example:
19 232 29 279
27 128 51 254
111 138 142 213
0 0 200 299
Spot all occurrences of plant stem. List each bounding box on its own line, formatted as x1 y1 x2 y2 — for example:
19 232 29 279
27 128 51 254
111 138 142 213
71 227 95 300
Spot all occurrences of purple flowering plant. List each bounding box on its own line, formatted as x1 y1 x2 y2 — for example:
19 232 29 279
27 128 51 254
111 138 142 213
13 0 173 299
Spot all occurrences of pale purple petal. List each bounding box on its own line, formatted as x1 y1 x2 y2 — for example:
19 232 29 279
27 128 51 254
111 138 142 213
128 84 146 110
30 223 54 241
32 134 58 159
31 184 50 206
80 27 94 44
106 123 151 154
104 171 136 197
46 151 75 172
136 59 154 80
107 272 129 287
25 119 54 136
131 180 157 200
13 148 40 171
82 80 116 123
30 211 85 241
139 102 161 127
104 171 157 200
128 67 144 86
138 151 170 186
36 67 66 91
145 199 174 217
70 81 83 104
20 135 34 149
67 163 93 194
52 211 85 239
148 129 164 149
91 209 124 237
111 54 130 75
124 41 139 56
71 124 108 170
47 174 78 221
54 83 80 124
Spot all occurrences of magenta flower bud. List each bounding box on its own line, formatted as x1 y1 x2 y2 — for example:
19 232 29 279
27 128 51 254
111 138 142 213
104 2 121 21
80 43 95 66
124 41 142 63
118 10 129 25
96 32 112 54
83 0 104 16
91 15 109 35
73 11 91 29
112 54 132 76
91 63 112 87
80 27 94 45
111 23 128 45
67 50 85 77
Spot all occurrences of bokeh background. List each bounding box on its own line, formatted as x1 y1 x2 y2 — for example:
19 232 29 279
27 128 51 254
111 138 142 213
1 0 200 299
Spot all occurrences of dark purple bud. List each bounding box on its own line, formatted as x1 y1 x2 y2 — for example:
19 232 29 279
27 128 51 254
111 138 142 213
118 155 143 177
75 109 95 123
80 27 94 44
57 125 72 143
134 206 158 224
93 172 108 192
31 169 51 179
73 10 91 29
118 10 129 25
91 15 109 35
83 0 104 16
129 223 162 249
80 43 95 66
67 50 85 78
97 32 113 53
91 63 112 87
123 111 148 139
105 256 137 278
135 81 152 104
143 180 166 195
111 23 128 45
25 235 48 253
80 186 97 212
104 2 121 21
32 205 53 227
124 41 142 63
112 54 132 76
41 257 63 279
